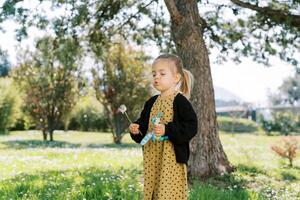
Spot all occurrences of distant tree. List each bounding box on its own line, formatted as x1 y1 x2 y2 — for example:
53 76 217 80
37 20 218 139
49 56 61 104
92 43 151 144
269 73 300 106
0 78 21 134
13 36 83 141
0 49 10 77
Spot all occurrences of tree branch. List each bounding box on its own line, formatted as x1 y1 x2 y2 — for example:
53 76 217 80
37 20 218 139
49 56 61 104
230 0 300 28
112 0 157 34
164 0 183 24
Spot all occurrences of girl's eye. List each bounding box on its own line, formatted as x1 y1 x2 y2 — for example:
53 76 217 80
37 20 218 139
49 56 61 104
161 73 166 75
152 74 156 77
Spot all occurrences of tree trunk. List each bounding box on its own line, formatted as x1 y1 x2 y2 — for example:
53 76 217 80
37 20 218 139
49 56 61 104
164 0 235 179
113 114 125 144
49 130 54 141
42 130 47 141
288 157 293 167
113 135 122 144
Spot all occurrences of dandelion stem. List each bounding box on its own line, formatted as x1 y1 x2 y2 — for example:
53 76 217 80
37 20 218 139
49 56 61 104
124 112 133 123
124 111 142 136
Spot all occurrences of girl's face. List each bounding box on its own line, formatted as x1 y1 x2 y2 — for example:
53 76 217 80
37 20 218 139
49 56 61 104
152 59 181 93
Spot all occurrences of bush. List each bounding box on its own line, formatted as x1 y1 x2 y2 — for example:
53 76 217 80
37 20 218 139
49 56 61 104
271 136 298 167
0 78 21 134
10 111 36 131
259 112 297 135
217 116 258 133
67 92 109 132
68 107 109 132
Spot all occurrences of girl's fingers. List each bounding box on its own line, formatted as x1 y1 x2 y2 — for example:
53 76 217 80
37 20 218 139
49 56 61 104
154 128 161 134
130 123 139 128
131 128 139 134
154 124 164 135
129 124 139 134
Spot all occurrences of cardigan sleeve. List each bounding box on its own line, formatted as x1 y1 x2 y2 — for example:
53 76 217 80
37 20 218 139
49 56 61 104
164 96 198 144
129 100 148 143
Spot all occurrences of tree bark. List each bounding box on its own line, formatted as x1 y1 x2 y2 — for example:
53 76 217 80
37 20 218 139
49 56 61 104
49 130 54 141
164 0 235 179
42 130 47 141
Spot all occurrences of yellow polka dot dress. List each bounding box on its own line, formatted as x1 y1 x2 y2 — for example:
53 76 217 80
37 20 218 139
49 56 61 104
143 92 188 200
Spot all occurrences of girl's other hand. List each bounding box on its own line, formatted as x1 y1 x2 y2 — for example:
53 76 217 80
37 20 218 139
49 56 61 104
154 124 165 136
129 123 140 135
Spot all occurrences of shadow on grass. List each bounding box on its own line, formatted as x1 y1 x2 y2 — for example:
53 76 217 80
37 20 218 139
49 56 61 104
292 166 300 171
236 164 267 176
281 171 298 181
0 167 143 200
92 143 140 149
1 140 140 149
1 140 81 149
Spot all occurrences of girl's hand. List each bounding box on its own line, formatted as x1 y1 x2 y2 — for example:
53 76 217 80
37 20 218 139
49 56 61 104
129 123 140 135
154 124 165 136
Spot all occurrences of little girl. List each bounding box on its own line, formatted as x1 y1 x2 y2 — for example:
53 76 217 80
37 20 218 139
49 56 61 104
129 54 198 200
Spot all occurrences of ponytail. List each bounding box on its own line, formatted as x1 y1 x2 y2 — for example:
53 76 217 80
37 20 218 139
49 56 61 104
180 69 194 99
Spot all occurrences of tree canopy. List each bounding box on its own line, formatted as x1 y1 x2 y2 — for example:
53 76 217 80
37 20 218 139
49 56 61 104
0 0 298 66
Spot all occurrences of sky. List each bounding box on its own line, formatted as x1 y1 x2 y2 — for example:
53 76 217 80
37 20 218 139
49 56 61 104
0 1 296 106
210 58 294 105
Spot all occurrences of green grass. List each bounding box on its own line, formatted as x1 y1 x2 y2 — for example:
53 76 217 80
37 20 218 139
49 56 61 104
0 131 300 199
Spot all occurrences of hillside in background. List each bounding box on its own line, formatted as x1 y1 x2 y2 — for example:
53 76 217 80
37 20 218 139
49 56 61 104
214 86 244 107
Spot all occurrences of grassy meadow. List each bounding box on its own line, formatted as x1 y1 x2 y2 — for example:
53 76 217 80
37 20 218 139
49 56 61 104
0 131 299 200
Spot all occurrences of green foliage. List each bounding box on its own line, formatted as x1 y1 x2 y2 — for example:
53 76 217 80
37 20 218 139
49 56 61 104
0 78 21 134
0 0 156 57
258 112 297 135
0 168 142 200
1 0 299 66
205 1 299 66
10 110 36 131
217 116 258 133
68 91 109 132
265 72 300 135
189 182 262 200
92 43 151 144
269 73 300 106
12 36 82 141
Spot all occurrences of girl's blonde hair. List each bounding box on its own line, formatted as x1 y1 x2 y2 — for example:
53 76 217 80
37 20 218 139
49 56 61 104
155 54 194 99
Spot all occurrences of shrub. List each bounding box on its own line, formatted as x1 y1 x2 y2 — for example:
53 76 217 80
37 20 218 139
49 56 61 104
217 116 258 133
68 92 109 132
259 112 297 135
10 111 36 131
271 136 298 167
0 78 21 134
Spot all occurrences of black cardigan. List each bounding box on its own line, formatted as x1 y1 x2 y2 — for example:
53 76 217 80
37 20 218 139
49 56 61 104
130 93 198 164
